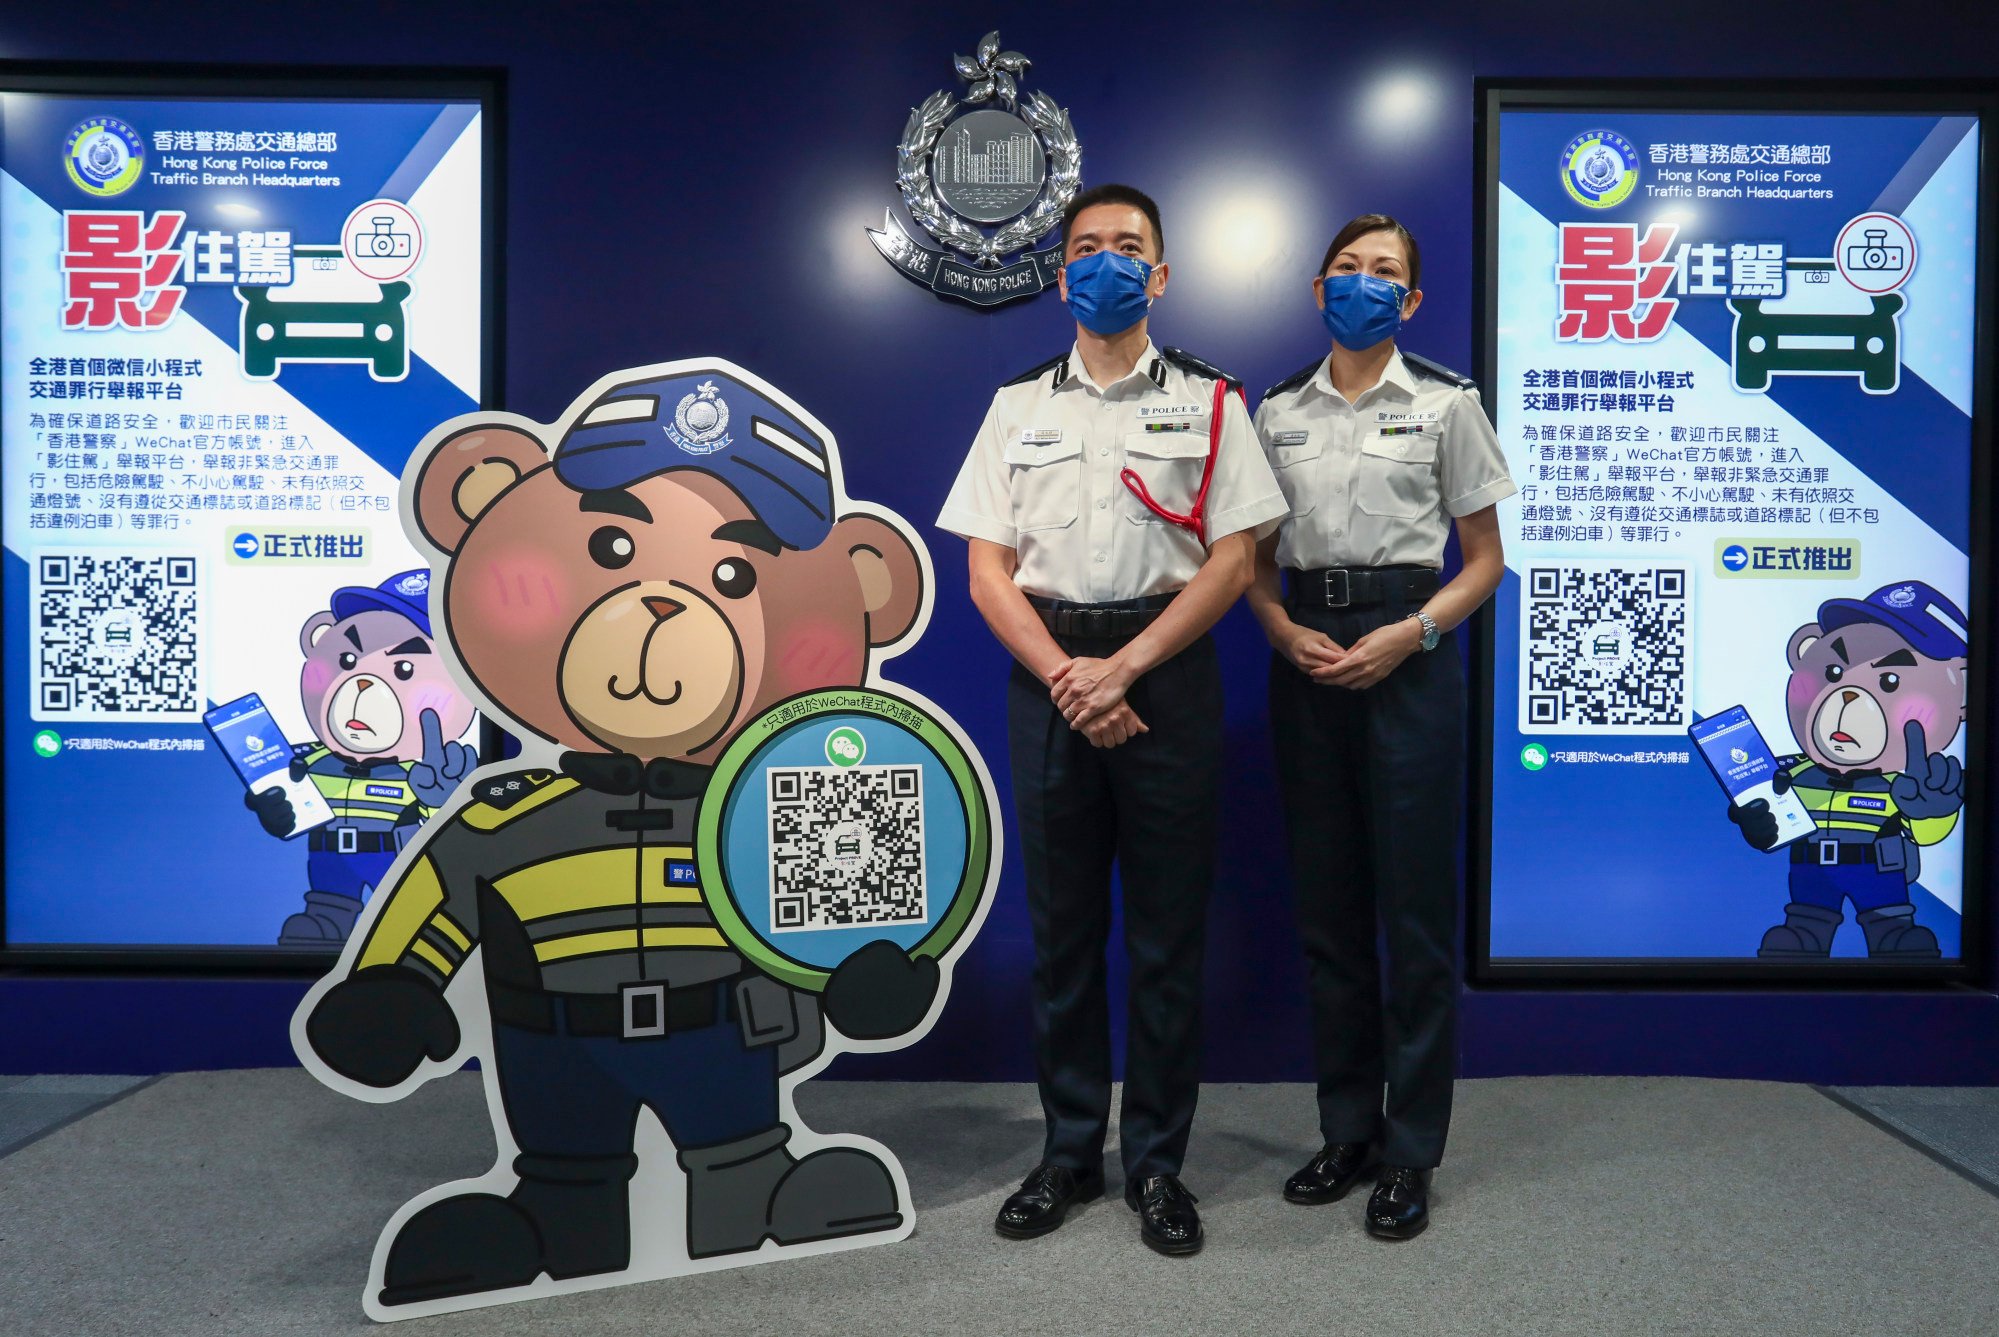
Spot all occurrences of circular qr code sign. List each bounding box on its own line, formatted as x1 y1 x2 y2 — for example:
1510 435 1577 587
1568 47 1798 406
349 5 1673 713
697 688 995 991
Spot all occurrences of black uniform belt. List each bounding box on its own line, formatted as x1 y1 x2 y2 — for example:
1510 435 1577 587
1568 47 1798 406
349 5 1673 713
489 977 741 1039
1790 838 1880 866
1286 566 1440 609
308 827 400 854
1028 593 1176 638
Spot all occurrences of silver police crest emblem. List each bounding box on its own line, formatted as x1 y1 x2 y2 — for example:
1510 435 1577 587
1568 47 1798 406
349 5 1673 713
866 31 1082 308
667 379 732 455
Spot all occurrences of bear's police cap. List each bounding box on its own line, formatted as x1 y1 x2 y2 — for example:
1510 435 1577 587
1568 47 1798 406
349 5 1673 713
553 367 834 550
331 568 433 637
1818 580 1968 660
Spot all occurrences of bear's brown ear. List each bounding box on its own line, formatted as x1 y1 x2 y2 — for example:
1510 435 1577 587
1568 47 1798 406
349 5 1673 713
300 611 337 656
1787 622 1823 668
411 424 550 555
833 513 925 649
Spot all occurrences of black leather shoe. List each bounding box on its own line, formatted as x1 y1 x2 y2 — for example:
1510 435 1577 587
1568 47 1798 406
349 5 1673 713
1283 1142 1375 1205
1125 1174 1203 1256
1364 1166 1430 1240
994 1162 1102 1239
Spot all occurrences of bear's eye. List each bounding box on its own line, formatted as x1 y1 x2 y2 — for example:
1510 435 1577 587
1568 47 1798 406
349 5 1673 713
713 557 757 599
1879 672 1900 693
339 651 358 670
394 660 415 681
1825 664 1843 682
589 526 635 569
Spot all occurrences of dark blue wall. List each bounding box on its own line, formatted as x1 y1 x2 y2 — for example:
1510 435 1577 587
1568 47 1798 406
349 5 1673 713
3 0 1996 1082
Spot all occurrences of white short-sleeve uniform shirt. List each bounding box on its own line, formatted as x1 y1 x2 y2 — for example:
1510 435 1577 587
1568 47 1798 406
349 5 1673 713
939 341 1287 603
1254 350 1517 571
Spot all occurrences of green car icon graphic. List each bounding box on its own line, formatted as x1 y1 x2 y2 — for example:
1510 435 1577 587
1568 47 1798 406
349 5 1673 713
236 245 411 381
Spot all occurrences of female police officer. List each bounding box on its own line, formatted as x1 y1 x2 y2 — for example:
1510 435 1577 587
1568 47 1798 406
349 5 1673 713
1246 214 1515 1240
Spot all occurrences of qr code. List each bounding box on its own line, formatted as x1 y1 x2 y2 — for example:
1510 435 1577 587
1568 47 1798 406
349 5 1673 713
32 552 202 723
1520 562 1690 734
767 764 926 932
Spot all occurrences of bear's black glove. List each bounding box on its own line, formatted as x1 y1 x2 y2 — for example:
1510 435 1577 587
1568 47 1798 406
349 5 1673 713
821 940 939 1041
1728 797 1780 851
244 784 296 838
305 964 461 1088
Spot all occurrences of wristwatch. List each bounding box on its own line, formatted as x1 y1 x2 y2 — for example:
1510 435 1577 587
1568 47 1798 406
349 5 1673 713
1408 611 1440 652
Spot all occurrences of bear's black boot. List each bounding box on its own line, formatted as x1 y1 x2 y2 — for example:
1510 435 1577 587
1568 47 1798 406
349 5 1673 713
1858 903 1941 958
1756 901 1842 957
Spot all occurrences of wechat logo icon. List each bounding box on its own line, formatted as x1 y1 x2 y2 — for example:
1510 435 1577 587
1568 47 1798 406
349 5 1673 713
825 726 866 768
32 730 62 758
1520 743 1550 772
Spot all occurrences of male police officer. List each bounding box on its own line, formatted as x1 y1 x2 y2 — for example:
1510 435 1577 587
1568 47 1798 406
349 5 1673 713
938 184 1286 1255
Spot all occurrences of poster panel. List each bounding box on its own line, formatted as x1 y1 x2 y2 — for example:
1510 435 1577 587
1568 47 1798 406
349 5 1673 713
1476 86 1990 979
0 67 500 963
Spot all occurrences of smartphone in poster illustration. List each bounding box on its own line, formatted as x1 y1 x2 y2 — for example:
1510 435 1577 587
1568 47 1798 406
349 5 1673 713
0 73 498 959
1480 91 1986 974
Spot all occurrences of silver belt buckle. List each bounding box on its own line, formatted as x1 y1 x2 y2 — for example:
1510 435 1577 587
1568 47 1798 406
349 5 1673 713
1323 569 1351 607
336 826 359 854
1818 839 1840 866
621 982 668 1038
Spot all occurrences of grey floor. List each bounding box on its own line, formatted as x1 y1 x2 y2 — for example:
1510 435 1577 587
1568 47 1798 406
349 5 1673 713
2 1072 1997 1336
1825 1083 1999 1192
0 1073 153 1157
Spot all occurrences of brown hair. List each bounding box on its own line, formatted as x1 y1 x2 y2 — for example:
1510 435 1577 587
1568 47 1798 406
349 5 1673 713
1318 214 1420 290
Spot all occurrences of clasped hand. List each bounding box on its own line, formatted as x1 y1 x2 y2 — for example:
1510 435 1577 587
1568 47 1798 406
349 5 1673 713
1048 657 1148 749
1282 618 1421 690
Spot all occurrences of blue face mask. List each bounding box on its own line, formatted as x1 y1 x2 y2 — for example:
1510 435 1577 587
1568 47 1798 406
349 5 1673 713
1064 251 1154 335
1319 272 1409 351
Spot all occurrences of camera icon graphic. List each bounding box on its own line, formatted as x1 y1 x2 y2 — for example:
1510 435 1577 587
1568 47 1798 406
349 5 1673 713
1834 213 1915 295
341 197 423 281
356 216 413 260
1844 228 1904 272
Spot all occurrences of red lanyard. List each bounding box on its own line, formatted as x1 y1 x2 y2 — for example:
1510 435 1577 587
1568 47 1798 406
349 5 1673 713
1119 376 1234 545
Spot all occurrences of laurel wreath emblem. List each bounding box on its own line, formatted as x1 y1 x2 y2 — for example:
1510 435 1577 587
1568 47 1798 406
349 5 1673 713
894 31 1081 268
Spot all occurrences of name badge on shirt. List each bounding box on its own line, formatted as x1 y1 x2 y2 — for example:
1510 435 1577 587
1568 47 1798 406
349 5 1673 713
1136 403 1206 419
1375 409 1441 436
1020 427 1064 444
1270 430 1310 446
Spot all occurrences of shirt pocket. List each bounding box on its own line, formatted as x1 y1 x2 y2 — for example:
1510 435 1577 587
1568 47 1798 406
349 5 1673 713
1120 430 1208 525
1003 436 1084 532
1269 438 1322 520
1355 430 1440 520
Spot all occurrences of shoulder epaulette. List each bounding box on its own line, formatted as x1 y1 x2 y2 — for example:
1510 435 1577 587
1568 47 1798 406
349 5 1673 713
465 768 563 813
1402 351 1476 391
1003 353 1069 389
1262 356 1326 404
1159 346 1243 393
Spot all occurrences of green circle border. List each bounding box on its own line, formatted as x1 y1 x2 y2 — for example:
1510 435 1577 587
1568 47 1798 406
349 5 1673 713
697 688 994 991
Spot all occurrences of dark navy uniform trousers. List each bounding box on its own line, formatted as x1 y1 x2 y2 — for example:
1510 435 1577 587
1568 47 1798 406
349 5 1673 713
1007 630 1222 1182
1269 597 1463 1170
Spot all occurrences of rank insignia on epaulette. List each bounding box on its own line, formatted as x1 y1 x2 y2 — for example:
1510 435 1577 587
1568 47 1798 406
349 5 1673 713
478 771 553 808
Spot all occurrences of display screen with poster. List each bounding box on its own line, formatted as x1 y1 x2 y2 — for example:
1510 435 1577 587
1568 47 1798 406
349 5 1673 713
0 66 500 963
1474 85 1991 979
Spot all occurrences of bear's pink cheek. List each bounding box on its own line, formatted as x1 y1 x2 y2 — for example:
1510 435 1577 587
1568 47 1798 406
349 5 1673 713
1891 700 1940 745
458 556 576 638
1786 674 1820 715
301 662 335 697
773 619 865 689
